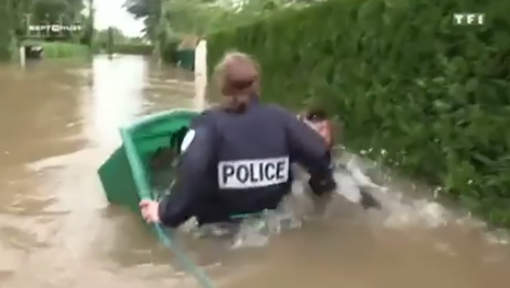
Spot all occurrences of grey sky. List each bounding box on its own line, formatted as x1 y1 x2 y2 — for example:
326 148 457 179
94 0 145 37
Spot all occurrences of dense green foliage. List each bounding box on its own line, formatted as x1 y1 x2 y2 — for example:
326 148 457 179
93 28 139 50
91 27 153 55
113 44 154 55
0 1 15 60
159 36 179 63
125 0 317 39
125 0 162 42
1 0 94 61
31 0 84 23
208 0 510 226
124 0 175 60
11 0 92 42
38 41 90 58
125 0 321 63
81 0 94 46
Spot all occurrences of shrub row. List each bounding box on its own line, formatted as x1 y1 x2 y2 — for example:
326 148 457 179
207 0 510 226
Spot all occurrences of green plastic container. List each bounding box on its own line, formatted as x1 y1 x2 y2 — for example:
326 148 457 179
176 49 195 71
98 109 199 211
98 109 218 288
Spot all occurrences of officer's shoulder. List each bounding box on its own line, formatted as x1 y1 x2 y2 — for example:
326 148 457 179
262 104 295 120
262 103 285 114
181 112 215 152
191 108 221 127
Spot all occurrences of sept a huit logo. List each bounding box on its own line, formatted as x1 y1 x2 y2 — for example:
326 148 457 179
453 13 486 26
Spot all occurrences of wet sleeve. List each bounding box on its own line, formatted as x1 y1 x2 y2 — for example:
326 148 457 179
157 115 217 227
279 107 336 196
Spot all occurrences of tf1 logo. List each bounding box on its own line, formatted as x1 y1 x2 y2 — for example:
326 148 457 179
453 13 486 26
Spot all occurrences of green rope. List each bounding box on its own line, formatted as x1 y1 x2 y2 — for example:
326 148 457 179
120 124 215 288
153 223 215 288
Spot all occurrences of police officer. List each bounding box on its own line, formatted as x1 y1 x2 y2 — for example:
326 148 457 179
140 52 336 227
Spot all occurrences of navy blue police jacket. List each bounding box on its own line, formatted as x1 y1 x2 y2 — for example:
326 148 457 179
158 100 336 227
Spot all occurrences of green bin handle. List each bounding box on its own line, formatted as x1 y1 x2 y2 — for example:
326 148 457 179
120 124 215 288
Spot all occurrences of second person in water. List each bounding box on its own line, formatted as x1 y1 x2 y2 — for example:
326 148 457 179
140 52 336 227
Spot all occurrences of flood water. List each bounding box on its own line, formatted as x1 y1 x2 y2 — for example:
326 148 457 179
1 55 510 288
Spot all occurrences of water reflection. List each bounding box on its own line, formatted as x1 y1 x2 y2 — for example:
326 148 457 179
86 55 148 148
0 56 197 288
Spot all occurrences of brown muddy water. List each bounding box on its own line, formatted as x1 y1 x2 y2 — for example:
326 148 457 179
1 55 509 288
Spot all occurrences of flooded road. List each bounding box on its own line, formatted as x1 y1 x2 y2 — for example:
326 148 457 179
1 55 509 288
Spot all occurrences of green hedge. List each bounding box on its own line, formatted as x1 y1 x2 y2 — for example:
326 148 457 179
208 0 510 226
0 1 14 61
39 41 91 59
159 34 180 64
113 44 154 55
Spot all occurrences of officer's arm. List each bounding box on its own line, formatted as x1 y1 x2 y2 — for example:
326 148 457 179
157 120 217 227
281 109 336 196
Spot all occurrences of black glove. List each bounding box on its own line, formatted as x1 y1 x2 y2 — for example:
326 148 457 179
308 172 336 197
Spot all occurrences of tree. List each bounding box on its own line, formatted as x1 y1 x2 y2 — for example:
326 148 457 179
0 0 15 60
30 0 85 24
127 0 319 37
94 27 128 48
123 0 321 63
9 0 33 37
33 0 67 23
124 0 162 41
80 0 94 46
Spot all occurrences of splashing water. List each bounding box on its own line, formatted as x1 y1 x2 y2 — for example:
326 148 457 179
178 197 305 250
167 148 507 251
174 153 392 249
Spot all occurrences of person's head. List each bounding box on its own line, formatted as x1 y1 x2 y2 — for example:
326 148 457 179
301 108 335 149
214 52 261 112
